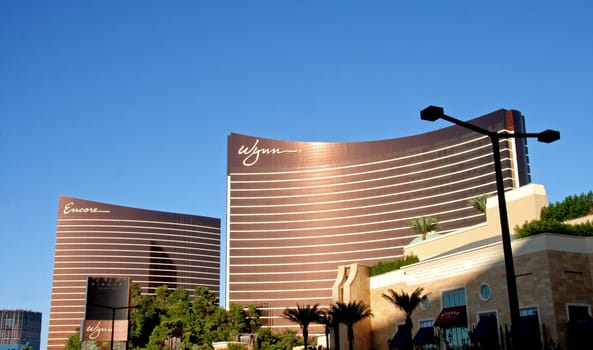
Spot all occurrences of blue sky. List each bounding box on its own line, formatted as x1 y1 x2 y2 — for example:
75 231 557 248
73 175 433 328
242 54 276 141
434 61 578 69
1 1 592 348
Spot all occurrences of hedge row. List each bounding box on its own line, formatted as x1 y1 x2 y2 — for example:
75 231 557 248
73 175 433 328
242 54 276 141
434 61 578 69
370 255 419 276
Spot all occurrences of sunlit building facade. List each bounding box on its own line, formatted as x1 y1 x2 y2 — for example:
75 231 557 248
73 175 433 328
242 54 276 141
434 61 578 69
47 196 220 350
226 109 532 332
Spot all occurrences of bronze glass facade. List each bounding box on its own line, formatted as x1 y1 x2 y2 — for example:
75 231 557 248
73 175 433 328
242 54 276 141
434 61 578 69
47 196 220 350
226 109 531 332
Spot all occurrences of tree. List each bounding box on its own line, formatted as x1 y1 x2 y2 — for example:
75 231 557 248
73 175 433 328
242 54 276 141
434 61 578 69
317 310 332 350
187 286 228 347
256 327 300 350
468 193 490 216
317 310 338 349
246 304 263 333
129 283 161 349
127 283 263 349
144 286 190 349
64 329 81 350
382 287 426 350
167 287 192 341
283 304 321 350
331 301 373 350
410 216 439 240
227 303 250 337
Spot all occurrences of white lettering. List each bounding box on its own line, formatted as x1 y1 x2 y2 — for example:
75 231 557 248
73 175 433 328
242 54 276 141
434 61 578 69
86 321 111 340
238 139 299 166
63 202 111 214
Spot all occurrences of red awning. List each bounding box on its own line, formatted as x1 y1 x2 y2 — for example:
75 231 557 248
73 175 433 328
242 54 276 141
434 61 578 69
434 306 467 328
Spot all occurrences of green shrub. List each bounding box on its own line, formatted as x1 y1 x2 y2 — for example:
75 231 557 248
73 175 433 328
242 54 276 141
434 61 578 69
540 191 593 221
370 255 419 276
515 220 593 238
255 328 300 350
514 191 593 238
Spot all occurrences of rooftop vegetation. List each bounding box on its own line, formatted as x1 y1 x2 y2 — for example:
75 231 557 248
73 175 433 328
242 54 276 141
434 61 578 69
515 191 593 238
540 191 593 221
370 255 419 276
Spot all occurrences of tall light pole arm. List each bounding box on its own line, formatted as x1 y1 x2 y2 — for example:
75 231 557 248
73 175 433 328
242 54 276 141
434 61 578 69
499 130 560 143
439 114 496 136
420 105 495 136
420 105 560 144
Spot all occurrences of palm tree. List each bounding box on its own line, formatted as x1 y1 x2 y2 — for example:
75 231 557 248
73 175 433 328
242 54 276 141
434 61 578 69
468 193 491 216
410 216 439 240
382 287 426 350
331 301 373 350
283 303 321 349
317 309 335 350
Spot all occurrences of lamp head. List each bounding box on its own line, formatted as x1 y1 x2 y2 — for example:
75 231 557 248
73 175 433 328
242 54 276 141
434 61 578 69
537 129 560 143
420 105 445 121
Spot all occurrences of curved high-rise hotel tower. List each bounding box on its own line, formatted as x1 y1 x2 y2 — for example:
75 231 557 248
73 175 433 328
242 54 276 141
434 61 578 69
226 109 531 331
47 196 220 350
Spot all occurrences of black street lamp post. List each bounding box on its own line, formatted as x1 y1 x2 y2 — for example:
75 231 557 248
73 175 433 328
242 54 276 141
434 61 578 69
420 105 559 349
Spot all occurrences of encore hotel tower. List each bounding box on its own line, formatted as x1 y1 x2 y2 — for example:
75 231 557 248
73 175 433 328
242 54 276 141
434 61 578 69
47 196 220 350
226 109 532 331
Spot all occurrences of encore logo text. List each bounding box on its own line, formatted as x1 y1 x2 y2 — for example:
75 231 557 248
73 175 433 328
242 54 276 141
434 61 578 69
238 139 299 166
63 202 111 214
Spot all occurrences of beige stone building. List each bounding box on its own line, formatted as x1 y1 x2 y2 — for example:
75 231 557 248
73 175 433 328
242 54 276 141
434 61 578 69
332 184 593 349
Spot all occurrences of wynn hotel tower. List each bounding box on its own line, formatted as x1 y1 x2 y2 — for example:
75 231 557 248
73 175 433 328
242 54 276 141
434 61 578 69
47 196 220 350
226 109 531 332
